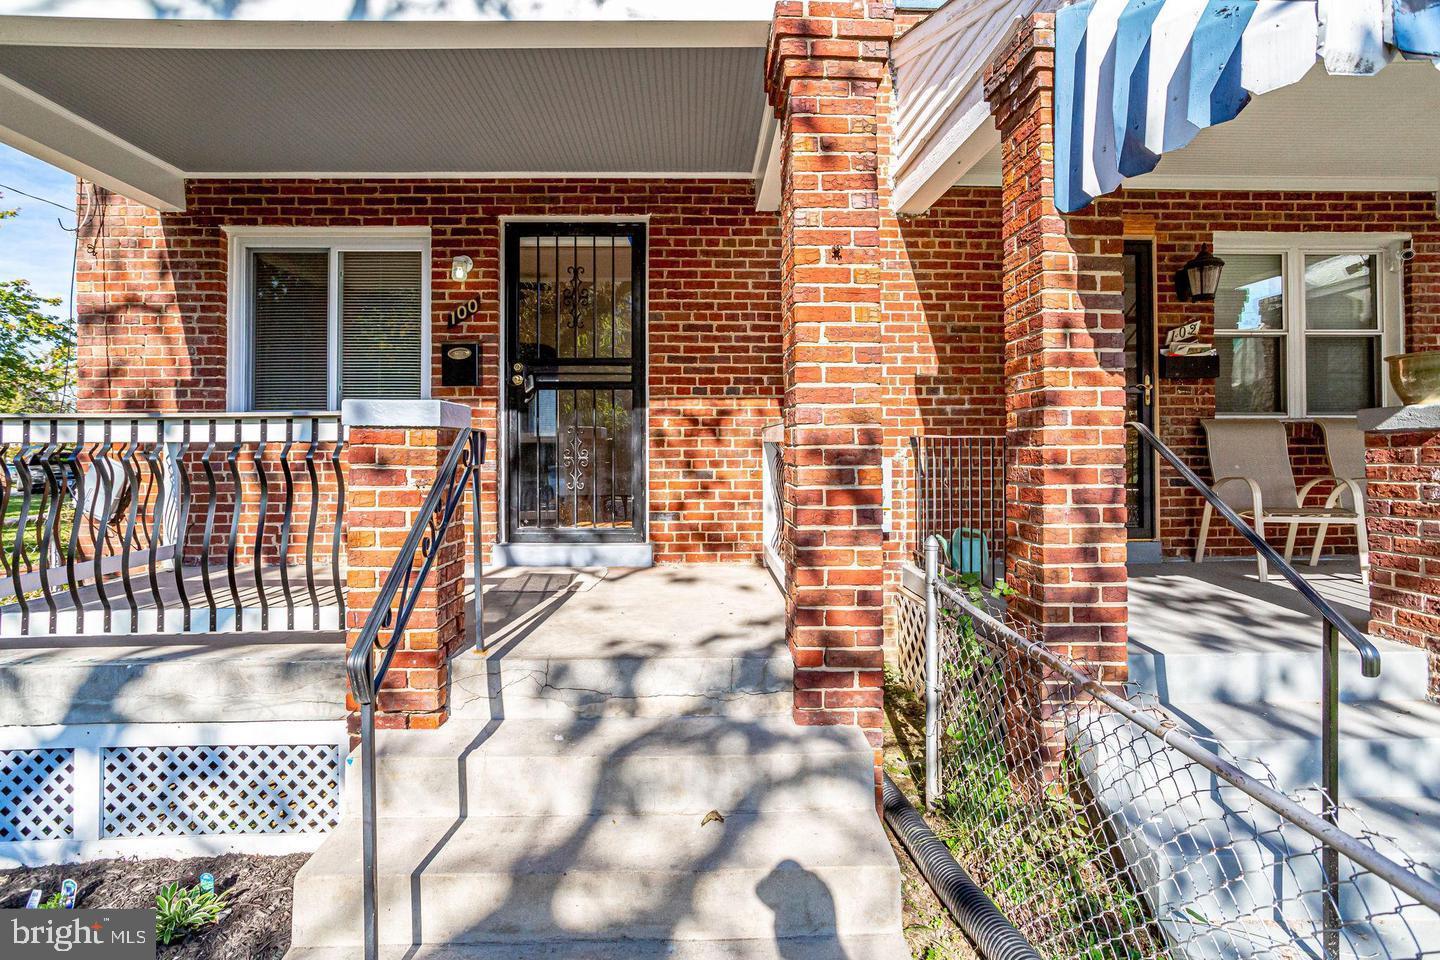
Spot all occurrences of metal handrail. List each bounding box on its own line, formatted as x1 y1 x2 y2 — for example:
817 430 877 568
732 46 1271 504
344 427 486 960
1127 421 1380 676
1127 419 1383 958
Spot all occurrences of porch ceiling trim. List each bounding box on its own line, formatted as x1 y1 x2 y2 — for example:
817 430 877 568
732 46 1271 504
0 72 186 212
0 15 774 214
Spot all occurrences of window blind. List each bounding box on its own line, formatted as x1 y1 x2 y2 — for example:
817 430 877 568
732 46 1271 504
251 250 329 411
340 250 423 400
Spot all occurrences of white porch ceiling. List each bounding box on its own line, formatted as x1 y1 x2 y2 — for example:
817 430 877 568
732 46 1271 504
0 16 777 212
951 60 1440 196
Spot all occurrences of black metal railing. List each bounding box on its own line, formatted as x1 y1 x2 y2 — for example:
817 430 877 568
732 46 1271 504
344 427 485 960
909 433 1006 586
1129 420 1382 960
0 413 345 637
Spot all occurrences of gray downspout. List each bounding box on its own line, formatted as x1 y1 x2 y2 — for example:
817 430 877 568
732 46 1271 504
881 773 1043 960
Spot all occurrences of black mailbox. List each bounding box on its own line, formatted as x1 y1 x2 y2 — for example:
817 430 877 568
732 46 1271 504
441 342 481 387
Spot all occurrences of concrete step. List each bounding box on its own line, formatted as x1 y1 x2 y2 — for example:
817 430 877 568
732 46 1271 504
1166 698 1440 800
342 716 877 819
1073 714 1440 960
285 933 913 960
0 636 345 726
1128 633 1429 705
450 648 793 720
290 812 903 948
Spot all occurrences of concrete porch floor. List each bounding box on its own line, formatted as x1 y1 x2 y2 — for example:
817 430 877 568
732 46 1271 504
458 565 791 720
1128 557 1371 656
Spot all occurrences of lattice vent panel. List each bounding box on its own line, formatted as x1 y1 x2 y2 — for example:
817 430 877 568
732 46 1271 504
894 590 926 695
101 744 342 838
0 748 75 841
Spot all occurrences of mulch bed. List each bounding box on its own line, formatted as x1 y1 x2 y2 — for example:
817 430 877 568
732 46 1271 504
0 852 308 960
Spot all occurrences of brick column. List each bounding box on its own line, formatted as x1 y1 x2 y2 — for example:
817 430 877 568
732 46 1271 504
984 14 1128 682
1361 408 1440 700
342 400 472 735
766 0 893 749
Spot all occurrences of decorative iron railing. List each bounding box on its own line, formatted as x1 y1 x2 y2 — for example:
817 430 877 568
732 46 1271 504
0 413 345 637
908 433 1006 586
345 426 485 960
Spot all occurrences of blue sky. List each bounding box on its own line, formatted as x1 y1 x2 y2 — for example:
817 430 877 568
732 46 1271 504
0 142 78 320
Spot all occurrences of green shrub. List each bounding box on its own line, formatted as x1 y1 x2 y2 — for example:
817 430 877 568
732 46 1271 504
155 881 228 946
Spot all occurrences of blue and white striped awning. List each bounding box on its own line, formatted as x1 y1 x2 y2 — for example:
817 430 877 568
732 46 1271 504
1055 0 1440 212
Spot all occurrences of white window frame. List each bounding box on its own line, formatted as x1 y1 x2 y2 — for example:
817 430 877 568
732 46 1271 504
1212 232 1407 418
225 227 432 412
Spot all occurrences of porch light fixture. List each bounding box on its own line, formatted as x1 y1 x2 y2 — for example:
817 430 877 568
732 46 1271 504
1175 244 1225 303
450 255 474 283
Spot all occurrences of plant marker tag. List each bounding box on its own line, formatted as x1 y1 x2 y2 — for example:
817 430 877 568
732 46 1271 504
199 873 215 894
24 889 42 909
60 878 77 909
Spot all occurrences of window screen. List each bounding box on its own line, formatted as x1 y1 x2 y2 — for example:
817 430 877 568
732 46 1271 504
251 250 329 411
341 251 423 400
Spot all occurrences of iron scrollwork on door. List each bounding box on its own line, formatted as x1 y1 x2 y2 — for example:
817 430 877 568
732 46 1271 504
561 264 593 330
562 427 590 494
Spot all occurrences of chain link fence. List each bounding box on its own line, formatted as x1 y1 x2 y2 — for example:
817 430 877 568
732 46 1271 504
894 573 1440 960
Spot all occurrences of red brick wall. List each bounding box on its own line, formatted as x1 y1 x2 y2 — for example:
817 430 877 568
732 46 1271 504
1365 429 1440 698
74 179 783 566
768 0 893 752
876 61 1006 641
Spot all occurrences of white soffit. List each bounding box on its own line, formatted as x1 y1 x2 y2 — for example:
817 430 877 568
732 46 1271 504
890 0 1055 215
0 16 772 213
953 59 1440 195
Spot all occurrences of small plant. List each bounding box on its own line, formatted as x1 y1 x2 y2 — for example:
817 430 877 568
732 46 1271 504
37 892 65 910
155 880 228 946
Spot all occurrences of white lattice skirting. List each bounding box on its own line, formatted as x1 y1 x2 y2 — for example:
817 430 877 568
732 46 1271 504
0 721 347 867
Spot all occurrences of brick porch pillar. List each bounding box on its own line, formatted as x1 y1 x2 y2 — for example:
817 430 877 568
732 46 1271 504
342 399 472 736
984 14 1128 683
1361 406 1440 700
765 0 894 751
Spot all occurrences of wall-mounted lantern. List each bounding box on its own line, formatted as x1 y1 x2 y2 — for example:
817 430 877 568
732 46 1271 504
450 255 474 283
1174 244 1225 303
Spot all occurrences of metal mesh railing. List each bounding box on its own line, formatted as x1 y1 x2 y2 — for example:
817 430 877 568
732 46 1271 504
896 569 1440 960
910 433 1006 587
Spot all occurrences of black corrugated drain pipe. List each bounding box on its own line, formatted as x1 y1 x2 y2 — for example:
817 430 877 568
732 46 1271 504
881 773 1043 960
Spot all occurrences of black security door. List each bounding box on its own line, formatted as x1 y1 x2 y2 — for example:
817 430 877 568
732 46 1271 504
503 223 646 543
1124 240 1158 541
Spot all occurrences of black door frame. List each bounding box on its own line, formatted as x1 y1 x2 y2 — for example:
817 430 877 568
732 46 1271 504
1125 239 1159 542
501 221 648 545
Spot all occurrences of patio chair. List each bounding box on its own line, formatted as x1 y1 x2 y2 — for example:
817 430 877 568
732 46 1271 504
1310 417 1369 567
1196 419 1369 583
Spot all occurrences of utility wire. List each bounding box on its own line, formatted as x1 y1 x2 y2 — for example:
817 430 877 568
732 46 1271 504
0 181 77 213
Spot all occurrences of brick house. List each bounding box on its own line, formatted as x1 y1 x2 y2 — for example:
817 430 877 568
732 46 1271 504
2 0 1438 954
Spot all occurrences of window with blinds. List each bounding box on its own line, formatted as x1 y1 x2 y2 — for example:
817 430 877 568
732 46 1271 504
251 251 329 411
340 251 423 400
245 245 424 410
